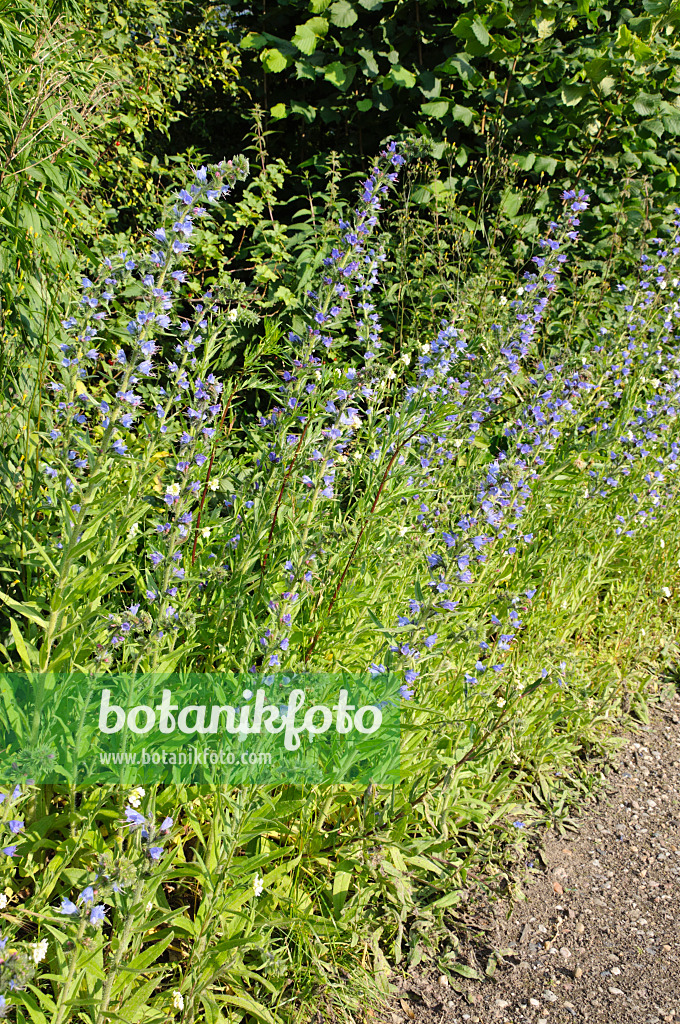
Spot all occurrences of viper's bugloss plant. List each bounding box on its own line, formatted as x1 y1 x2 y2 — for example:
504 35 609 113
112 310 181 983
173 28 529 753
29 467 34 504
0 141 679 1024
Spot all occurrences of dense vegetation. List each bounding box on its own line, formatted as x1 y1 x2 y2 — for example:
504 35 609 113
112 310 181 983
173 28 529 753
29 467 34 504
0 1 679 1021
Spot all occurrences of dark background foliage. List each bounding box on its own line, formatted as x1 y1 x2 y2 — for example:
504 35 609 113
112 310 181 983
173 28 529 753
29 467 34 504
3 0 680 352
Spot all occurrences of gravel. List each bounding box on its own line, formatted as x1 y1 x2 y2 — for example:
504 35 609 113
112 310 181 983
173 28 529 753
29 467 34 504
383 693 680 1024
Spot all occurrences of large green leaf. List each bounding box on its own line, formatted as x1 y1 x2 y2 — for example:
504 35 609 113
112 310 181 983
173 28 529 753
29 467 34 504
329 0 358 27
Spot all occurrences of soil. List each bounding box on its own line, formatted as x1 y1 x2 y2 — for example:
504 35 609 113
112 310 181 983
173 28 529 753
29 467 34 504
385 692 680 1024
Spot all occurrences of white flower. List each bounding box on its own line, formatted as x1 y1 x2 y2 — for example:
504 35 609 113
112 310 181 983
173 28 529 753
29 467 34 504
386 368 397 380
499 295 508 306
660 538 665 548
421 343 430 354
128 523 139 538
166 483 181 497
400 352 411 365
172 991 184 1011
227 308 239 322
0 894 8 909
146 901 154 913
30 939 48 964
253 873 264 898
662 586 672 598
127 787 145 808
496 698 506 708
201 527 211 539
208 478 220 492
453 439 465 449
516 286 524 296
397 526 409 537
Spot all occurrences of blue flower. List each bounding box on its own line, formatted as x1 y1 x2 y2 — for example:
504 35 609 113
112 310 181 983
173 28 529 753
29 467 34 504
79 886 95 904
2 846 16 857
124 808 146 829
90 905 107 925
59 898 79 916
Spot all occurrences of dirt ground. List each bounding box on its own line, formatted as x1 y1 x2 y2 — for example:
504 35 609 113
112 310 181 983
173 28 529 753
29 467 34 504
386 693 680 1024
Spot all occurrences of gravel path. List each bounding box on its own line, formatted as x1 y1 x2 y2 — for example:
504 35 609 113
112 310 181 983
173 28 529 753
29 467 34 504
387 693 680 1024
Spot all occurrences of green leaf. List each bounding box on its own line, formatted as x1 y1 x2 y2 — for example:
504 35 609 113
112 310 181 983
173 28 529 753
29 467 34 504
240 32 267 49
431 890 460 908
632 92 658 116
451 104 474 125
293 24 318 55
436 53 482 86
261 48 288 73
356 98 373 111
449 963 483 980
515 152 536 170
389 65 416 89
358 47 379 75
332 860 354 917
561 83 589 106
9 618 33 670
270 102 287 119
289 99 317 121
536 17 555 39
470 18 490 47
534 155 558 175
0 591 48 629
421 99 449 118
324 61 356 91
329 0 358 27
418 70 441 99
500 190 523 218
662 111 680 134
584 57 613 83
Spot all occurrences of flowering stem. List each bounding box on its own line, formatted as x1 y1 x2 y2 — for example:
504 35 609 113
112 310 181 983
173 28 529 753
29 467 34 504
94 876 146 1024
304 424 422 663
53 914 89 1024
260 419 310 577
191 390 236 566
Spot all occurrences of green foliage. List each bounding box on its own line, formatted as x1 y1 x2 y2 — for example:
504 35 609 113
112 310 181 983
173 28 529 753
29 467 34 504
0 0 113 352
1 1 680 1019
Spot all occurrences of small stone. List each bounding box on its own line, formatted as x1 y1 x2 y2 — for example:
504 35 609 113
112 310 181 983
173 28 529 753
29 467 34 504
575 923 585 934
611 967 621 976
529 998 541 1008
438 975 449 988
553 880 564 894
574 967 583 979
538 1019 548 1024
609 987 624 995
663 944 671 952
495 999 510 1009
543 990 557 1003
560 946 572 959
